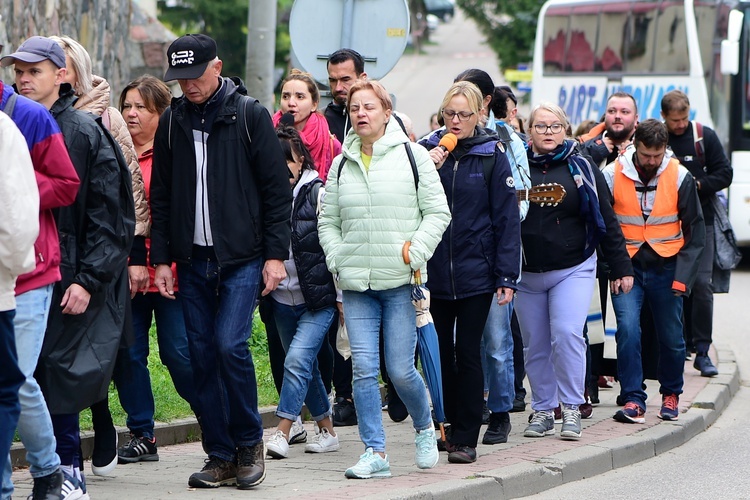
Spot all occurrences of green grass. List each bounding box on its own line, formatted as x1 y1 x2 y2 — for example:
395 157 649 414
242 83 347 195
78 310 277 431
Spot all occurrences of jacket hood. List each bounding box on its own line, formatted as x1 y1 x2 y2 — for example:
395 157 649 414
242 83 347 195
617 145 674 181
292 168 320 199
326 100 346 116
49 83 78 116
73 74 110 115
341 115 410 161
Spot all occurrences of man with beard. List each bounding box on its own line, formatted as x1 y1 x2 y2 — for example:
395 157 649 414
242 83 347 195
661 90 732 377
581 92 639 168
602 118 704 424
325 49 367 143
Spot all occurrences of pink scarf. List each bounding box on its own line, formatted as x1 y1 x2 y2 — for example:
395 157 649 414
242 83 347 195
273 110 341 183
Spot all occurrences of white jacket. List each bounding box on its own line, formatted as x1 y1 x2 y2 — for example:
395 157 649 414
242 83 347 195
0 113 40 312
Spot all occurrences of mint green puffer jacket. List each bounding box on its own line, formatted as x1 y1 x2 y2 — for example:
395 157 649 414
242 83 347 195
318 119 451 292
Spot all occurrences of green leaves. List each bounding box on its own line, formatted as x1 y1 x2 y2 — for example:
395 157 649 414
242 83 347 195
456 0 545 70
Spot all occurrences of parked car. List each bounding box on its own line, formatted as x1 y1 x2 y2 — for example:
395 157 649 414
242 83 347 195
425 0 455 22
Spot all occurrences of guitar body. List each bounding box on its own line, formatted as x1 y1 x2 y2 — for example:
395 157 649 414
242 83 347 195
517 183 567 206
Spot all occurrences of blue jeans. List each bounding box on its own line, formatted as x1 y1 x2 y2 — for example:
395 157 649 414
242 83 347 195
2 286 59 499
112 292 197 438
177 257 263 462
270 299 335 422
343 286 432 453
482 300 515 413
611 261 685 411
0 310 23 491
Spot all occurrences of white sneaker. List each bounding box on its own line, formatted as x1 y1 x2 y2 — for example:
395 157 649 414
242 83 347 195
304 428 340 453
266 430 289 459
414 427 439 469
289 415 308 445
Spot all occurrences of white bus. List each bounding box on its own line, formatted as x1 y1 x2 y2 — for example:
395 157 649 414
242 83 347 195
531 0 750 244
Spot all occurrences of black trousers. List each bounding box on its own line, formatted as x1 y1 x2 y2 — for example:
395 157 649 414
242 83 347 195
432 293 492 448
684 225 715 353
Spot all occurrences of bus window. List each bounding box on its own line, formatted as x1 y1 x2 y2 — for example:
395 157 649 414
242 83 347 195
566 5 599 72
543 6 571 73
652 1 690 73
596 3 630 71
623 2 660 73
695 0 720 78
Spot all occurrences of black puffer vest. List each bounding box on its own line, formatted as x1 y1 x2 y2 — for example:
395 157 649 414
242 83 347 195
292 179 336 310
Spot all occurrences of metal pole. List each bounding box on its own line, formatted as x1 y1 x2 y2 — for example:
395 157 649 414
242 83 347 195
246 0 277 111
341 0 354 47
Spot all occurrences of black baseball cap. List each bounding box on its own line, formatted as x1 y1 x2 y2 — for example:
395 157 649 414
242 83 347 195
1 36 67 68
164 34 217 81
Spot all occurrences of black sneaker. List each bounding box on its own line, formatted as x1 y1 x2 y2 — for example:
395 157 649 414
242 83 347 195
333 397 357 426
482 412 511 445
29 468 63 499
188 456 237 488
118 435 159 464
482 401 490 425
386 385 409 423
237 443 266 489
694 353 719 377
510 396 527 413
448 445 477 464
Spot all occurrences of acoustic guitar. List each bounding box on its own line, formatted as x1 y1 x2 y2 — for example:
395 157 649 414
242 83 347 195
516 183 567 206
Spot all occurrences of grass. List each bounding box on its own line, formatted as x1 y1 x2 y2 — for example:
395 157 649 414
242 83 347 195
78 309 277 431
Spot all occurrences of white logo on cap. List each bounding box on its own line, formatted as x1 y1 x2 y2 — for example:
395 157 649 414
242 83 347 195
171 50 195 67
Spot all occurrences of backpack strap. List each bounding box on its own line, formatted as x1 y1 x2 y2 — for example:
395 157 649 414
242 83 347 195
2 92 17 119
403 142 419 192
692 121 705 168
482 155 494 186
239 96 253 152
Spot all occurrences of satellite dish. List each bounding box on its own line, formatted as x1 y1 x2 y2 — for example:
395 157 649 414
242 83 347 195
289 0 410 85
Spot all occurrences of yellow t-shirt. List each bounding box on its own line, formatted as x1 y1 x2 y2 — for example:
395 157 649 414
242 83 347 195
361 152 372 172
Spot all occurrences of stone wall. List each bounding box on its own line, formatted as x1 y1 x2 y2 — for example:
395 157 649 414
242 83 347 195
0 0 175 102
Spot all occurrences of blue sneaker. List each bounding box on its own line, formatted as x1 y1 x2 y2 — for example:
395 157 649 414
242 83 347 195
344 448 391 479
658 394 679 421
414 428 439 469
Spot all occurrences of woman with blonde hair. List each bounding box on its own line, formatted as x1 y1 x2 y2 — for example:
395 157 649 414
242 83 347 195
273 69 340 182
517 102 631 441
50 34 150 477
419 81 520 464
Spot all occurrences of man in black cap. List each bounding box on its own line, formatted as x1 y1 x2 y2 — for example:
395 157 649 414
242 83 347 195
150 33 292 490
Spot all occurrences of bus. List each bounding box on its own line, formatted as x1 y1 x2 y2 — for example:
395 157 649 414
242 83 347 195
531 0 750 245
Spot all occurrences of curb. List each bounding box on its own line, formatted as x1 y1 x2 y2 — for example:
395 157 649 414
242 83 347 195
372 343 740 499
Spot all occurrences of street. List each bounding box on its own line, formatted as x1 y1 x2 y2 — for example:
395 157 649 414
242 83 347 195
380 8 507 139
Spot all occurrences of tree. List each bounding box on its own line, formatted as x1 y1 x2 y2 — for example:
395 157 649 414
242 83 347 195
457 0 545 70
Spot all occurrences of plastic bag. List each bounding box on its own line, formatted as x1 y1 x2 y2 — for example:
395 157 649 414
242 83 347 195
336 322 351 360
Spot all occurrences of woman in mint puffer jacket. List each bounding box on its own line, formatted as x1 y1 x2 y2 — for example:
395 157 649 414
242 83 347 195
318 80 450 479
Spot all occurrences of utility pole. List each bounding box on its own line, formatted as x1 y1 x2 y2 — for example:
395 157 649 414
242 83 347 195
246 0 277 111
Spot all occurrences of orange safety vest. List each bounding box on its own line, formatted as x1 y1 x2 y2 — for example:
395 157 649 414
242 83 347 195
613 158 684 258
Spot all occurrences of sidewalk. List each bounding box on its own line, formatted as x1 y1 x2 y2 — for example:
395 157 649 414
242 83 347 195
10 345 739 499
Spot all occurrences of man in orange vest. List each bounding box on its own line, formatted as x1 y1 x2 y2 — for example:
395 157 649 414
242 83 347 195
601 119 705 424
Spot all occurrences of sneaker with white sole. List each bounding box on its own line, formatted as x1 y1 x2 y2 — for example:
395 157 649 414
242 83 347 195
560 405 582 440
304 427 340 453
524 410 555 437
60 470 84 500
344 448 391 479
414 428 439 469
266 430 289 459
289 415 307 445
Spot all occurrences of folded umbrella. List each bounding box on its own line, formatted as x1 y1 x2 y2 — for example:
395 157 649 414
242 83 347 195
403 242 446 442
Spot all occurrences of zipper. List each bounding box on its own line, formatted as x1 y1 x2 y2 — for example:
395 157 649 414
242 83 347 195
449 159 459 299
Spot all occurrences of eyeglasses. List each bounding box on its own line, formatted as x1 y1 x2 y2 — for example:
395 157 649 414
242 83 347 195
442 109 475 122
533 123 565 134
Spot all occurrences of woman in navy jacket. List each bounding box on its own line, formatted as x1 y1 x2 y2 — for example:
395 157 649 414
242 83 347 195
420 81 520 464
